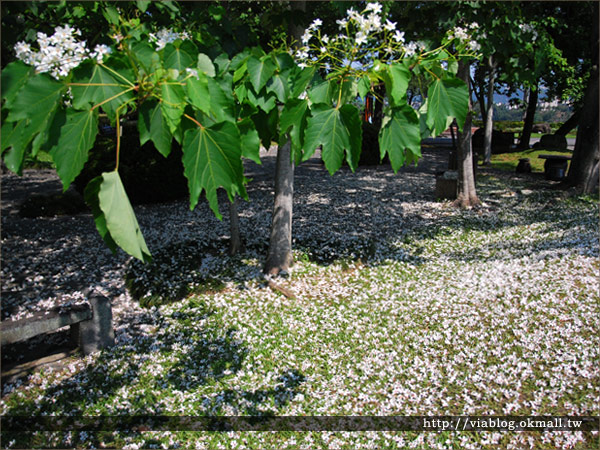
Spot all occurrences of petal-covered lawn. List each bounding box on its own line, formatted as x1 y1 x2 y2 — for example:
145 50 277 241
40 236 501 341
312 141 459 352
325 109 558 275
1 148 598 449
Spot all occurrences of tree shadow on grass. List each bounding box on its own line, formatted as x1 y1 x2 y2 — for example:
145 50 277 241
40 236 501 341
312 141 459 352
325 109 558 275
1 303 306 449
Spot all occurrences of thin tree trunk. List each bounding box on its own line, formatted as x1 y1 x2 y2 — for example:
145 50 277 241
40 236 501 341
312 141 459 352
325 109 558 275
471 74 487 124
228 196 242 256
518 84 538 149
264 141 295 274
483 57 496 165
454 60 479 208
263 0 305 275
555 109 581 136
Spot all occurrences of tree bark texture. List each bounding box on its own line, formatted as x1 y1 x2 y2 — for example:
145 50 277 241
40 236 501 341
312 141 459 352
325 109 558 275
263 0 305 274
264 141 295 274
454 61 480 208
518 84 538 149
483 57 496 165
228 196 242 256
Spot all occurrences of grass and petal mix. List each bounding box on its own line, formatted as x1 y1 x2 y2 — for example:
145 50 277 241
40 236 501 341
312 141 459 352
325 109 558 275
1 149 598 449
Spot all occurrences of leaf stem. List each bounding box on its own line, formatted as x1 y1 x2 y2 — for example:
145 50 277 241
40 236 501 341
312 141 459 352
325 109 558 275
91 86 137 112
115 108 121 171
99 62 136 87
184 113 203 129
68 82 126 87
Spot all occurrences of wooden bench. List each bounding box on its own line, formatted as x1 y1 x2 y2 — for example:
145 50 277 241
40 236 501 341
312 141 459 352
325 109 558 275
538 154 572 181
0 292 115 355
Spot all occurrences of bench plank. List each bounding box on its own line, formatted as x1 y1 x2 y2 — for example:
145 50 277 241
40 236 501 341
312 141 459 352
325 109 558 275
0 304 92 346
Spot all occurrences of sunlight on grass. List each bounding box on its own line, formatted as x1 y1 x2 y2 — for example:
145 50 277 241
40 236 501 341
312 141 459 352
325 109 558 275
490 149 573 172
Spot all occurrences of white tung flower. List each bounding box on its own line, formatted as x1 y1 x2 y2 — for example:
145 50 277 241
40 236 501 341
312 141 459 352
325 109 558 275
149 28 189 51
469 40 481 52
393 31 405 43
91 44 112 63
404 42 418 57
301 30 312 45
14 24 102 79
366 13 382 32
14 41 32 59
336 18 348 29
384 19 397 32
355 31 368 46
454 26 469 41
364 2 383 14
310 18 323 30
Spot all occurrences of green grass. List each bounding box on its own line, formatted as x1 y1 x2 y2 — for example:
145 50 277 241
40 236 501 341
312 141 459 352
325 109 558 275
489 148 572 172
530 132 577 139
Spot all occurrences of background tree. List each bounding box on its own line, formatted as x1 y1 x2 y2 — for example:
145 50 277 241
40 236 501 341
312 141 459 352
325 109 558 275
566 11 599 193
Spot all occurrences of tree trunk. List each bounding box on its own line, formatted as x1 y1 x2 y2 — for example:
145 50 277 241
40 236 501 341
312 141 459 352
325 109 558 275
264 141 295 274
263 0 305 275
228 196 242 256
555 109 581 136
567 60 599 193
454 60 480 208
471 74 487 124
518 84 538 149
482 57 496 165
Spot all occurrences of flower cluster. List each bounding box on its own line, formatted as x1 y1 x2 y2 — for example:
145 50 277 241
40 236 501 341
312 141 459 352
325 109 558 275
148 28 190 51
446 23 482 53
294 2 415 71
293 2 480 74
518 23 539 41
14 25 111 79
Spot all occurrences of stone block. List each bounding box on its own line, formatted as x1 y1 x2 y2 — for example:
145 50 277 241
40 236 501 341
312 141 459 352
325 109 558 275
78 294 115 354
435 171 458 200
